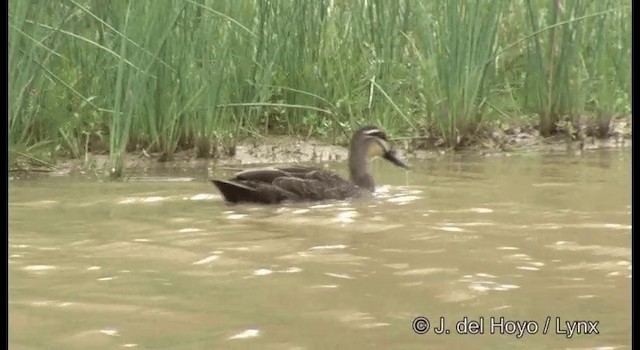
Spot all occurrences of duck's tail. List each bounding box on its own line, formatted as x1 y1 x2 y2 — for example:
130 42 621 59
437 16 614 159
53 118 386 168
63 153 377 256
211 180 282 204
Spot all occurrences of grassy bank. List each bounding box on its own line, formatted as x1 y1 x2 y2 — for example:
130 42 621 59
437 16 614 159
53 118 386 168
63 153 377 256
9 0 631 176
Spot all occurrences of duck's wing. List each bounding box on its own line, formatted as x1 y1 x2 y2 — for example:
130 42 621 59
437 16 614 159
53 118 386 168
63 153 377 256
213 166 358 203
272 169 358 201
212 166 320 203
232 166 319 183
275 166 320 176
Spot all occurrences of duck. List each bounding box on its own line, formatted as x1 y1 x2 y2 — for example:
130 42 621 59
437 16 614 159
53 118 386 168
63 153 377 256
211 126 410 204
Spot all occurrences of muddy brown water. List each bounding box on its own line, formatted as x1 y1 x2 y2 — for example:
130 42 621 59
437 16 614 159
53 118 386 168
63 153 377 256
9 149 631 349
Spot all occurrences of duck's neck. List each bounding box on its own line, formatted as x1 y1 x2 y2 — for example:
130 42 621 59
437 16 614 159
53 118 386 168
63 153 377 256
349 147 375 192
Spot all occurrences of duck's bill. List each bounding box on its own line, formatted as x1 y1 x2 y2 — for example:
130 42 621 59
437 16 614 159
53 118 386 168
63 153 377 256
383 150 410 169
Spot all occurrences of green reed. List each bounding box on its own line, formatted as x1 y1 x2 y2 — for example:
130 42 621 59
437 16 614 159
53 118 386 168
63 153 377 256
520 0 630 136
9 0 631 175
584 0 631 136
413 0 507 146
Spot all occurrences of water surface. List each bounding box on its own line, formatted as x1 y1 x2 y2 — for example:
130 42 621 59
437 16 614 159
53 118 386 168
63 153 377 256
9 150 631 349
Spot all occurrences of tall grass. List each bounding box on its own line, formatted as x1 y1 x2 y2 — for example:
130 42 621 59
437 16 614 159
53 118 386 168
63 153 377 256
413 0 507 146
585 0 631 137
521 0 631 136
523 0 588 136
9 0 631 176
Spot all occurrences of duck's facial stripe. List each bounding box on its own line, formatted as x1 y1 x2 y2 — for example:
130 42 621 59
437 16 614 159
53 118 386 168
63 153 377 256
362 128 387 140
363 128 382 135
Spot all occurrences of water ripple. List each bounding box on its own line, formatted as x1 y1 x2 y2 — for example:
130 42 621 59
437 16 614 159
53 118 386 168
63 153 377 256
228 329 260 340
548 241 631 259
118 196 168 204
395 268 457 276
308 244 348 251
99 328 120 337
193 254 221 265
324 272 354 279
23 265 56 272
460 274 520 293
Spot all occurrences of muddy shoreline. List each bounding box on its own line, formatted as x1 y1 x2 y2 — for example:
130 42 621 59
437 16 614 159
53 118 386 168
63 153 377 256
9 116 631 179
10 118 632 178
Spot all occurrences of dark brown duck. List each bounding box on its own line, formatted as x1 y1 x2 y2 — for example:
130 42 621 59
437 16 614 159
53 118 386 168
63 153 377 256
211 126 410 204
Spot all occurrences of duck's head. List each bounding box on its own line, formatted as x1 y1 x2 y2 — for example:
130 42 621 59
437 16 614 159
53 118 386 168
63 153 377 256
348 126 410 191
